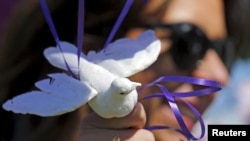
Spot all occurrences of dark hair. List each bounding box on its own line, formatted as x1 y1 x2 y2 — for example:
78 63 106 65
0 1 80 140
224 0 250 51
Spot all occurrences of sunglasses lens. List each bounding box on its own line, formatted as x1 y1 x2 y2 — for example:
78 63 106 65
169 24 209 71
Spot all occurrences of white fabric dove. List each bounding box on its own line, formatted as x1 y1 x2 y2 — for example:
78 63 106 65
2 30 161 118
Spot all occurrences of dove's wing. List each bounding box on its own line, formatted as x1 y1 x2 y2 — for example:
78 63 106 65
85 30 161 77
2 73 98 117
43 41 85 74
44 43 116 85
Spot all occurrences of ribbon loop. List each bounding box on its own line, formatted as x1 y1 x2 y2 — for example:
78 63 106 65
139 76 221 140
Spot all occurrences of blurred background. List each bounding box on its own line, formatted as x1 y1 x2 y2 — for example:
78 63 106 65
1 0 250 141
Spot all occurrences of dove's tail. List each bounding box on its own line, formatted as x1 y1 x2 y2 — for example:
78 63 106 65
44 41 87 75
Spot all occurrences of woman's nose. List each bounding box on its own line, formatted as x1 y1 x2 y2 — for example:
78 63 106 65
191 49 229 86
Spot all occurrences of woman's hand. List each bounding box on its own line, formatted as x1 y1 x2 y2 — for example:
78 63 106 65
78 102 155 141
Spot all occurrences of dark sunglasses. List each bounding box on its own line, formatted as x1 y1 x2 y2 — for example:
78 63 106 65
141 23 235 71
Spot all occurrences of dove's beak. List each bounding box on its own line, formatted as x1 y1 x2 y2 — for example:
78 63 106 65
133 82 141 88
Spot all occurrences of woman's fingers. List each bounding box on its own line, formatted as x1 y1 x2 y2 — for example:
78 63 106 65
79 102 155 141
81 102 147 129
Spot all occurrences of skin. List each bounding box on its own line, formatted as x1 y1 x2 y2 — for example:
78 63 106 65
127 0 229 140
80 0 229 141
79 103 155 141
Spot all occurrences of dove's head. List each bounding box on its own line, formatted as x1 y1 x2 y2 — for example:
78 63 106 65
111 78 141 96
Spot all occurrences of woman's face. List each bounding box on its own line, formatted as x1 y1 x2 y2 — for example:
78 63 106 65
126 0 229 140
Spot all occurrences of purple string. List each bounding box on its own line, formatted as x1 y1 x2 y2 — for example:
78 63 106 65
39 0 76 78
139 76 221 140
139 76 221 98
40 1 217 139
77 0 84 76
102 0 134 50
39 0 220 140
39 0 60 45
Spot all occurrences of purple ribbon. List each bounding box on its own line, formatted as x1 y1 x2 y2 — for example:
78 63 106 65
139 76 221 140
39 0 76 78
39 0 59 45
40 0 222 140
77 0 84 75
103 0 134 50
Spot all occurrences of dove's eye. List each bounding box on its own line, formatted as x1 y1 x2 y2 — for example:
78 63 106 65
120 91 127 95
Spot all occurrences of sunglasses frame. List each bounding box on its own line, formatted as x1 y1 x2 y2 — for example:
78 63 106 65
140 22 235 71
